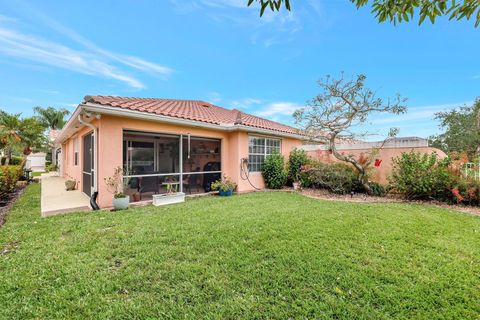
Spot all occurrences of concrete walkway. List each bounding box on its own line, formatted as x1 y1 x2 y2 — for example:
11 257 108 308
40 173 91 217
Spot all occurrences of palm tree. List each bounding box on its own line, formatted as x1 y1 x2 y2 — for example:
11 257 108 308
0 111 23 165
19 117 47 155
0 111 46 165
33 106 70 130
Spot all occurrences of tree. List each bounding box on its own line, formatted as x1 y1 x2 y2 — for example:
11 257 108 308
247 0 480 27
0 111 46 165
293 74 407 193
19 117 47 154
429 99 480 160
0 111 22 165
34 106 70 130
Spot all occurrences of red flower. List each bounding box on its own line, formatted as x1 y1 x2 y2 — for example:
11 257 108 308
451 188 464 202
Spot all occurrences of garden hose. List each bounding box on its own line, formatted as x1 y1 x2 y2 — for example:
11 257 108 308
240 158 261 190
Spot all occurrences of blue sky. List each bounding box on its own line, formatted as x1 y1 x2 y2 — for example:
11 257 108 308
0 0 478 140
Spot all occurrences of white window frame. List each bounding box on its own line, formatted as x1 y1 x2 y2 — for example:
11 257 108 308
248 136 281 172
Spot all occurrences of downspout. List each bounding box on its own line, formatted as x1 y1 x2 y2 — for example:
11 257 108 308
78 113 100 210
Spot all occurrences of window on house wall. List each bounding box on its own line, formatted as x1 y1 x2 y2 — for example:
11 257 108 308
248 136 281 172
73 137 79 166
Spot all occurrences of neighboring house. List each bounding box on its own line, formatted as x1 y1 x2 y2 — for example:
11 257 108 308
49 129 61 168
26 152 46 172
303 137 446 184
55 96 305 208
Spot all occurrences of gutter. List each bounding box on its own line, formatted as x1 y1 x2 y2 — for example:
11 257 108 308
77 113 100 210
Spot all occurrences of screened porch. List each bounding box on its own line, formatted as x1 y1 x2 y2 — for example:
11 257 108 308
123 130 222 203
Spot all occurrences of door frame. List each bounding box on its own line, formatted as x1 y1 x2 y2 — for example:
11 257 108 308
82 132 94 196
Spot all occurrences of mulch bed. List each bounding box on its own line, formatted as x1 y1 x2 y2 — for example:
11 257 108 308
0 184 27 227
300 188 480 216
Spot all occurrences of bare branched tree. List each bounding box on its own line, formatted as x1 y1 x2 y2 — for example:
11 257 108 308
294 74 407 193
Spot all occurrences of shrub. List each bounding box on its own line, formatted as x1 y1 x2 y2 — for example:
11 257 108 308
368 182 387 197
1 156 23 166
451 178 480 206
389 152 454 200
299 162 360 194
0 165 22 202
287 148 310 183
46 163 58 172
262 153 288 189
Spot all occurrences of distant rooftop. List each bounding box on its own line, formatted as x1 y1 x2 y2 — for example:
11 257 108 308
302 136 429 151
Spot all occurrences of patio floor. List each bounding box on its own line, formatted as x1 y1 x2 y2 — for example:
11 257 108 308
40 173 91 217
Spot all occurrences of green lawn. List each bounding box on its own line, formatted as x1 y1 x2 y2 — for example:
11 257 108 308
1 184 479 319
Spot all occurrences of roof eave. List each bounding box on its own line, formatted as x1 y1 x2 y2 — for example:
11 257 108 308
54 104 84 144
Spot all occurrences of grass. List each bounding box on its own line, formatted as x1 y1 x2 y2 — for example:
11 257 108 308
0 184 479 319
31 171 42 177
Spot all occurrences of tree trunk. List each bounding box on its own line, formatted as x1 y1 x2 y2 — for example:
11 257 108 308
357 168 372 194
4 148 11 165
329 134 372 194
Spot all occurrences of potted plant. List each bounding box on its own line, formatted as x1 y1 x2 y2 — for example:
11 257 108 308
292 180 301 191
292 171 302 191
104 166 129 210
152 179 185 206
132 190 141 202
211 175 237 196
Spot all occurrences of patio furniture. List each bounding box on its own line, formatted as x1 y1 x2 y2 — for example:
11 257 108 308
138 175 159 196
202 162 221 192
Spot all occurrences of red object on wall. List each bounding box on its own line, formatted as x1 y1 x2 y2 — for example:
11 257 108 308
374 159 382 167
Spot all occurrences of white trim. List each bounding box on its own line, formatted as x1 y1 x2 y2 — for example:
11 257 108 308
124 171 221 178
125 172 181 178
55 105 83 143
78 116 97 195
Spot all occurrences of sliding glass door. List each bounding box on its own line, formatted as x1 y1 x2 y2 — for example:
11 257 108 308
123 131 222 202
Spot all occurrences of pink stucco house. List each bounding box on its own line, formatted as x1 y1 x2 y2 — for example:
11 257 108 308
55 96 305 208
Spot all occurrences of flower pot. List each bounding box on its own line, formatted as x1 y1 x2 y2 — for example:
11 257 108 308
152 192 185 206
132 192 141 202
112 196 130 210
219 189 233 196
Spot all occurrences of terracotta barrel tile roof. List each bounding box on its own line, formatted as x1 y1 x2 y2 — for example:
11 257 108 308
84 95 298 135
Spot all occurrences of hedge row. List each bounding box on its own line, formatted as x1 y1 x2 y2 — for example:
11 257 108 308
389 151 480 205
0 165 23 202
0 156 23 166
262 149 480 206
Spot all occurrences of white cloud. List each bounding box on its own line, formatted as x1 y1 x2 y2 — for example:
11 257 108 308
0 26 145 89
170 0 309 48
230 98 262 109
473 75 480 80
369 102 472 125
42 90 60 95
254 102 303 117
206 91 222 103
0 8 173 89
198 0 248 9
0 14 17 23
29 11 173 78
